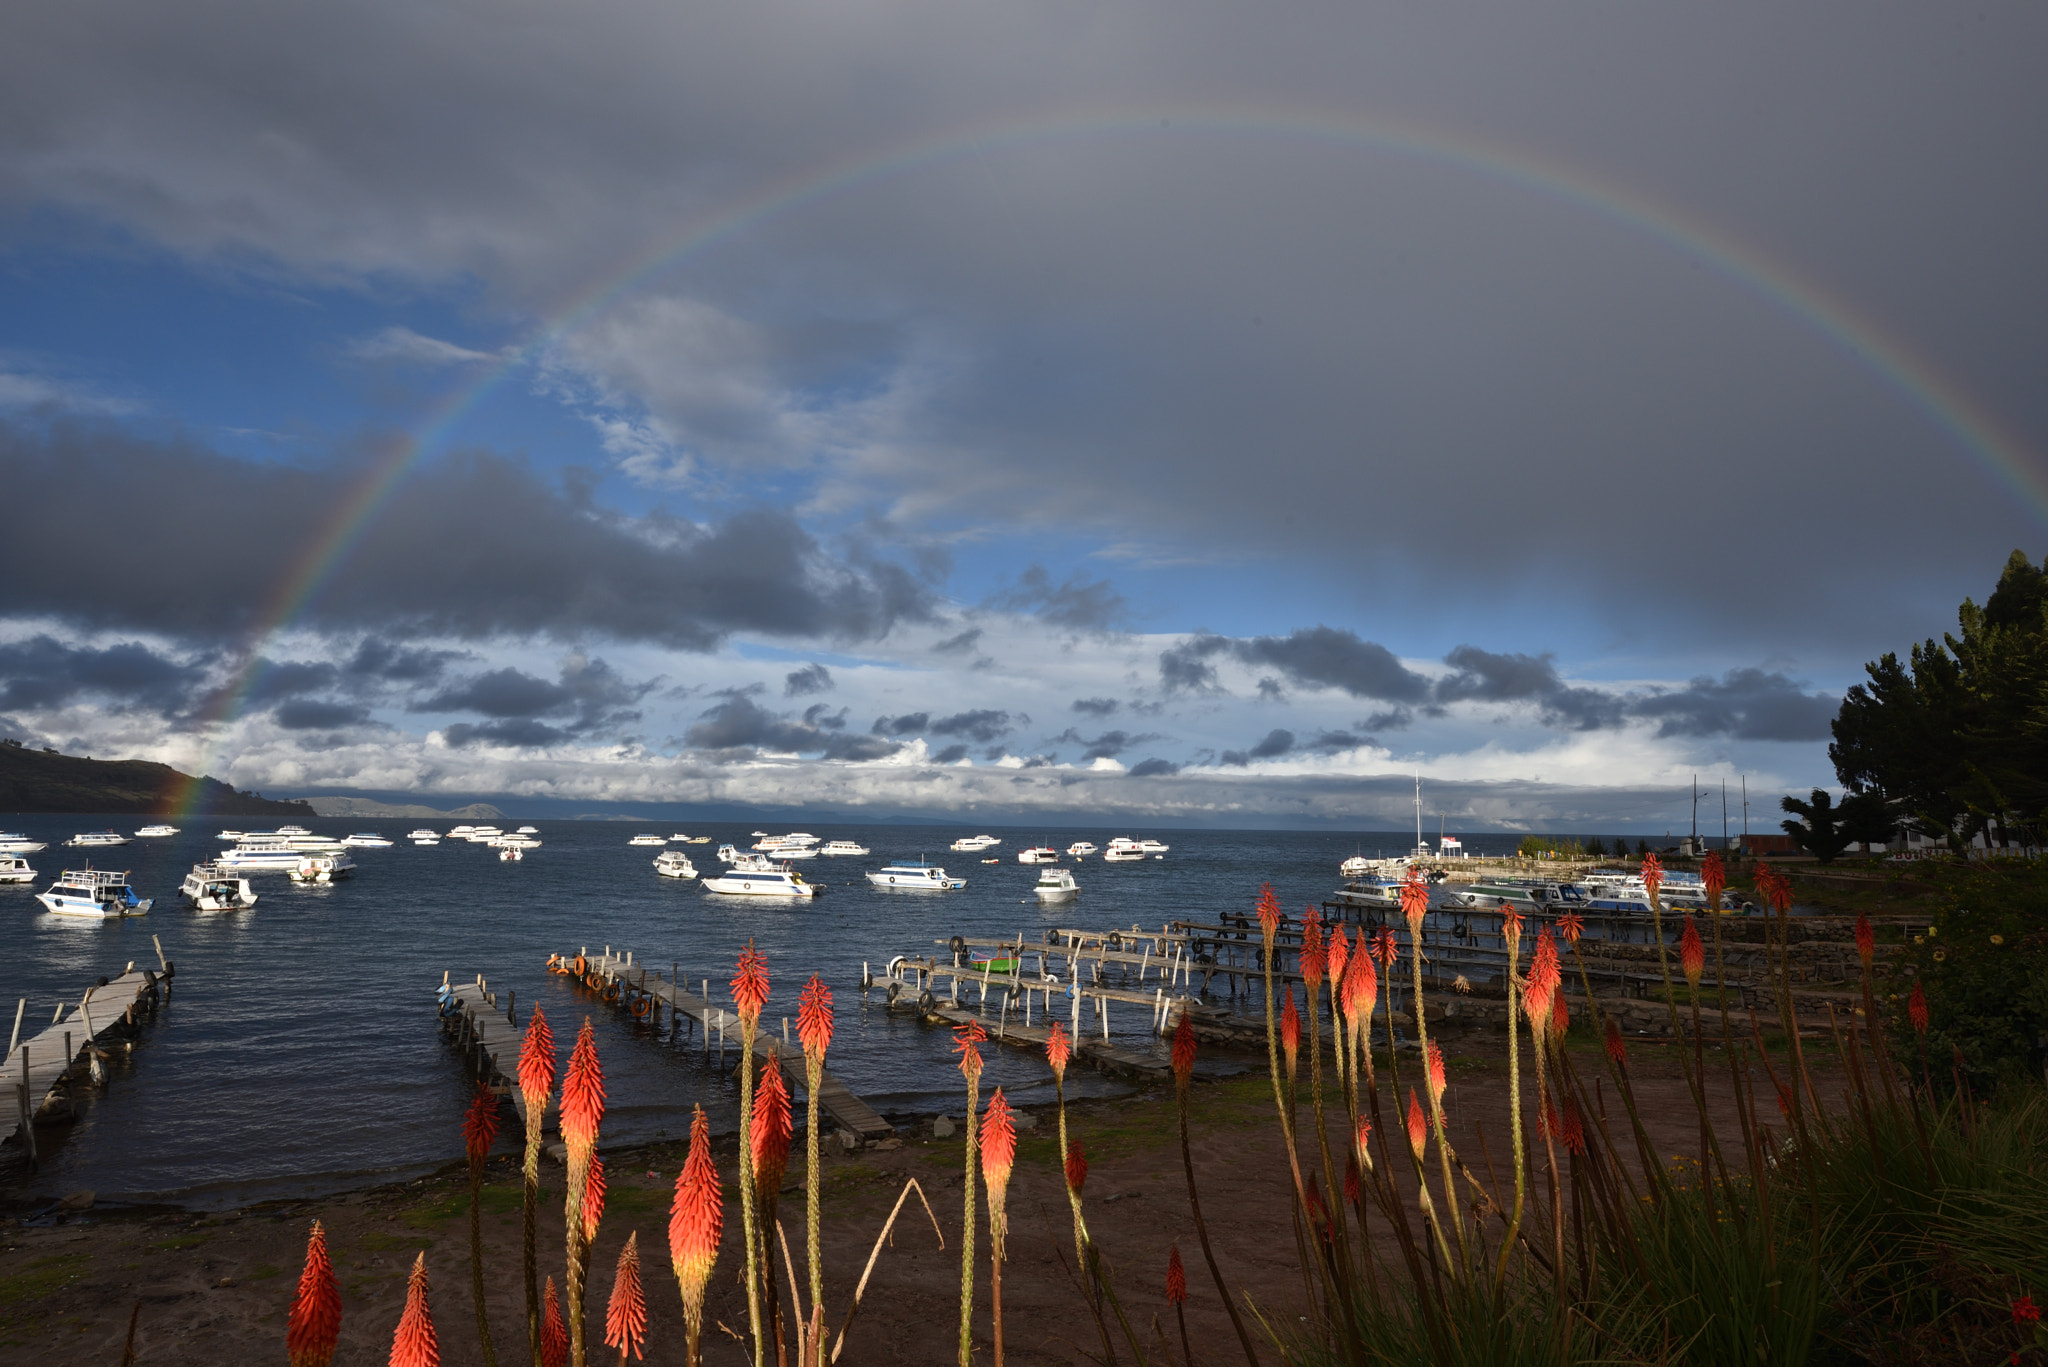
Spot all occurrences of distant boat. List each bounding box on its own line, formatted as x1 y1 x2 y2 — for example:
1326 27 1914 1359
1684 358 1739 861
628 834 667 847
1034 867 1080 902
654 850 698 879
867 861 965 891
38 869 151 917
1065 841 1096 858
180 862 258 911
1017 846 1060 864
135 824 180 838
702 864 819 897
820 840 870 856
341 833 393 848
65 830 130 848
0 856 37 884
0 833 49 854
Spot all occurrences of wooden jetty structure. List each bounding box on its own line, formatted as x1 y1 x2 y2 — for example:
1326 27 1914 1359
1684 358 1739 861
5 936 176 1168
540 948 895 1144
437 973 539 1130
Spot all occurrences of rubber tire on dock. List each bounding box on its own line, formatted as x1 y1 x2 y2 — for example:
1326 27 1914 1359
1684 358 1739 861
917 989 936 1014
948 935 966 958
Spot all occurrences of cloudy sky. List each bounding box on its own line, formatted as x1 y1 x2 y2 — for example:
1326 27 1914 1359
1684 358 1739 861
1 1 2042 829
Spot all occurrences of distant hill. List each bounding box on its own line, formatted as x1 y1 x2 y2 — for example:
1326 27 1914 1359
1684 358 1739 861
301 796 505 820
0 741 315 817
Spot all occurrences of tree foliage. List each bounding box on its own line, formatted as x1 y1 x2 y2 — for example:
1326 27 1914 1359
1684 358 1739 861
1780 788 1850 863
1830 549 2048 851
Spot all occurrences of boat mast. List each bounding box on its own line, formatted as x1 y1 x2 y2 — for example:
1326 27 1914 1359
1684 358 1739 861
1691 773 1699 852
1414 773 1423 855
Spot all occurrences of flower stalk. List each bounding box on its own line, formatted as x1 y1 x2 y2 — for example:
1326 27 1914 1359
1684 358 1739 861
518 1008 558 1367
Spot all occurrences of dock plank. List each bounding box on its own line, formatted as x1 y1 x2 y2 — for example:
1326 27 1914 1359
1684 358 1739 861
6 964 170 1152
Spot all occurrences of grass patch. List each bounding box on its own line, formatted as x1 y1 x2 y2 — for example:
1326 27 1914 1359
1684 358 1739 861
357 1230 434 1254
0 1253 90 1307
148 1232 210 1252
245 1263 285 1281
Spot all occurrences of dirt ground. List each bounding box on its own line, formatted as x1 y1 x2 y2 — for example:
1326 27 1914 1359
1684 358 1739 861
0 1026 1829 1365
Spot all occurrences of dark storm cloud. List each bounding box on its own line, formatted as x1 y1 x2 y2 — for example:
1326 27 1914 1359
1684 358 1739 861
345 637 463 683
1363 709 1414 732
1161 629 1430 702
871 712 929 737
932 743 971 764
0 635 207 717
275 699 372 730
801 703 846 730
1219 727 1297 767
1435 647 1559 703
1071 697 1119 717
415 657 651 746
986 566 1127 632
783 663 833 696
685 694 902 760
1049 727 1164 761
0 425 932 649
444 718 571 748
1629 669 1837 742
930 709 1013 742
1128 758 1180 777
931 628 983 656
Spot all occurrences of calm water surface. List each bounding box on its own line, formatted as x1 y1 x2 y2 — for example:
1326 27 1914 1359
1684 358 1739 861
0 818 1535 1208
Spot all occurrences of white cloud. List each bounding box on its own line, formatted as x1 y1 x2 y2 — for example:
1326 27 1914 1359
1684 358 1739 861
347 326 500 367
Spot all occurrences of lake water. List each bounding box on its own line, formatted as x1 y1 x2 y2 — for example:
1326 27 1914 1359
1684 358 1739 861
0 818 1545 1209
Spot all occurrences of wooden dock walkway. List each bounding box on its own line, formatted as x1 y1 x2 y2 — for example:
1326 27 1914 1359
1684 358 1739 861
437 974 539 1130
552 950 894 1142
5 939 175 1166
868 953 1173 1079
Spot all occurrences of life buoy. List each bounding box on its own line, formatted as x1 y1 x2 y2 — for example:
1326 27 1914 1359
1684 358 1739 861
1044 928 1058 946
572 955 588 977
631 996 651 1019
603 982 621 1003
1108 932 1123 950
917 988 936 1014
948 935 966 958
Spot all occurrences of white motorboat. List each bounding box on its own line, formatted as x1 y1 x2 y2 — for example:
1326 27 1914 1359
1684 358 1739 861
654 850 699 879
218 831 347 870
180 862 258 910
670 833 693 843
1065 841 1096 858
0 833 47 854
491 834 542 849
1340 855 1373 878
0 856 37 884
65 830 130 848
949 834 1000 852
218 829 246 840
701 864 820 897
340 832 394 848
449 825 476 838
687 836 712 844
820 840 870 856
1105 836 1140 855
1102 846 1147 862
628 834 668 847
462 826 504 843
715 844 743 863
135 824 180 837
866 861 965 890
1017 846 1059 864
516 826 539 834
1034 867 1080 902
408 829 440 844
499 846 523 862
1137 838 1170 854
37 869 151 918
287 853 357 884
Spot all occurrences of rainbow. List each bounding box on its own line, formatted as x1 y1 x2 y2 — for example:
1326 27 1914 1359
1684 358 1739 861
165 104 2047 817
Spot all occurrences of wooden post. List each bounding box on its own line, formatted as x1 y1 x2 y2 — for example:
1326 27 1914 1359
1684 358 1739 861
507 989 516 1025
7 999 21 1058
18 1049 33 1165
152 934 168 973
63 1031 72 1078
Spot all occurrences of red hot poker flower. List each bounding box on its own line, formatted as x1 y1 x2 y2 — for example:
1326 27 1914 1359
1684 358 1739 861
1854 913 1875 969
1561 1096 1586 1156
1256 884 1282 940
2013 1295 2040 1325
1172 1010 1198 1081
287 1219 341 1367
1605 1017 1628 1068
1368 926 1399 968
1641 853 1664 896
390 1252 438 1367
1343 1150 1362 1205
1426 1041 1447 1109
1326 925 1350 992
1341 945 1378 1025
1299 909 1326 990
1680 917 1705 987
751 1055 794 1195
540 1277 568 1367
668 1106 723 1310
1064 1138 1089 1195
1279 986 1300 1068
559 1019 606 1152
1500 904 1524 948
463 1083 500 1163
1405 1089 1427 1160
1525 928 1561 1029
981 1089 1018 1257
954 1018 987 1081
583 1156 606 1244
1165 1244 1187 1305
796 974 834 1059
730 941 770 1027
1551 990 1571 1041
1045 1021 1071 1079
604 1232 647 1362
1354 1116 1372 1164
1702 851 1726 900
1399 873 1430 930
1557 911 1585 945
518 1006 557 1109
1908 981 1929 1035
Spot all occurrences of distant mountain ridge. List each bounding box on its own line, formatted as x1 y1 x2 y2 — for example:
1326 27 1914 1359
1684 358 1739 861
0 741 314 817
301 796 505 819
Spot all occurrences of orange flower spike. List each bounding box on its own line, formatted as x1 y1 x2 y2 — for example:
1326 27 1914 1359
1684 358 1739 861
517 1006 557 1111
981 1089 1018 1256
1369 925 1399 967
1342 942 1378 1024
1255 883 1282 940
1171 1009 1198 1082
1326 925 1350 995
1550 990 1571 1041
1045 1021 1071 1080
1342 1150 1361 1205
1854 913 1875 970
1064 1138 1088 1195
668 1106 723 1313
540 1277 568 1367
1299 908 1325 990
953 1018 987 1082
1908 980 1929 1035
730 941 769 1028
559 1019 606 1152
751 1057 793 1195
1641 853 1663 897
1165 1244 1187 1305
1354 1116 1372 1166
1525 927 1560 1030
1399 873 1430 933
389 1252 439 1367
796 974 834 1060
1556 911 1584 946
583 1156 606 1244
1561 1096 1586 1156
1604 1017 1628 1069
463 1082 500 1163
287 1219 341 1367
1279 986 1300 1069
1701 851 1726 901
1425 1041 1447 1109
603 1231 647 1362
1405 1089 1427 1160
1499 903 1523 948
1680 916 1705 988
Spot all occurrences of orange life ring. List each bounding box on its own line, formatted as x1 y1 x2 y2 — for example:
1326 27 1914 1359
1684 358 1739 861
572 955 588 977
603 982 621 1003
631 996 651 1019
584 973 602 991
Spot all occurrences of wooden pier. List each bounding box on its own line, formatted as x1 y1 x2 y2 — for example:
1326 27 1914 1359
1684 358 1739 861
5 938 175 1167
550 949 894 1143
437 973 539 1129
